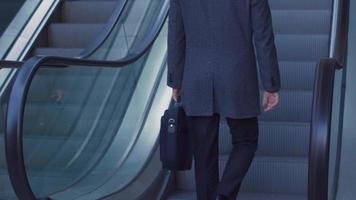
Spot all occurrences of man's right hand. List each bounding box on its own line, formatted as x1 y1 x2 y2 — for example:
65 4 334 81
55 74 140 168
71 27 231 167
263 91 279 112
172 88 181 102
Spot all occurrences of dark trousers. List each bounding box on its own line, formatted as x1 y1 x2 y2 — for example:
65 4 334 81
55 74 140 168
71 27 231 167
186 113 259 200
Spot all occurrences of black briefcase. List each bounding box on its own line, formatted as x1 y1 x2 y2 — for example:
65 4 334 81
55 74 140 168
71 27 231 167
159 101 192 170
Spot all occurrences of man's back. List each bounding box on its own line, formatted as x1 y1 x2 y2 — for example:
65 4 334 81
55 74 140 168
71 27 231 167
167 0 281 118
176 0 252 55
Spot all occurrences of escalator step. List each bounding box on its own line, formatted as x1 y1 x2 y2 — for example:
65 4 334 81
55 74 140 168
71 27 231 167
274 34 329 61
275 61 317 90
48 23 104 48
62 1 117 23
176 156 308 195
272 10 331 34
219 121 310 157
268 0 332 10
34 48 84 57
167 190 307 200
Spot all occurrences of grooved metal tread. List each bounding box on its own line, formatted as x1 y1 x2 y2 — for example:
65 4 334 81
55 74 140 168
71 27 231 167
167 190 307 200
271 10 331 34
63 1 117 23
176 155 308 195
34 48 84 57
219 120 310 157
268 0 332 10
47 23 105 48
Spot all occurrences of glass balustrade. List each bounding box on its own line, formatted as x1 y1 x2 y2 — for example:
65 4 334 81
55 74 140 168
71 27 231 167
19 0 168 198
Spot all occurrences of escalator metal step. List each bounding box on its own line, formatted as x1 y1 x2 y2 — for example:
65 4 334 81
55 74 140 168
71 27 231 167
276 61 317 90
219 121 310 157
167 190 307 200
48 23 104 48
176 156 308 195
268 0 332 10
272 10 331 34
62 1 117 23
34 48 84 57
275 34 329 61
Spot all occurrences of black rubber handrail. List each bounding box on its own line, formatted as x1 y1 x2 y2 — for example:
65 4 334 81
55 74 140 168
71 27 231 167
308 0 349 199
3 0 169 198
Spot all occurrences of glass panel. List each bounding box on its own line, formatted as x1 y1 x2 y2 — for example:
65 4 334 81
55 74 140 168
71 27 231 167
22 0 167 198
24 62 145 198
328 69 345 200
90 0 166 60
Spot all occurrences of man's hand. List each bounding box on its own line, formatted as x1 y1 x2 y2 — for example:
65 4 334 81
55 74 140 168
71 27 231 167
172 88 181 102
263 91 279 112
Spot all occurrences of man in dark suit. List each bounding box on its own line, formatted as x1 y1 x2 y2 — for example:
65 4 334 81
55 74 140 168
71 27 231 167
167 0 281 199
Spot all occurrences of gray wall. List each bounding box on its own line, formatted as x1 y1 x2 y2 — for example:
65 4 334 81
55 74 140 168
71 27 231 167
336 1 356 199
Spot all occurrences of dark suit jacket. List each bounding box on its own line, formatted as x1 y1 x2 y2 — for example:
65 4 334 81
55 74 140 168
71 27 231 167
167 0 281 118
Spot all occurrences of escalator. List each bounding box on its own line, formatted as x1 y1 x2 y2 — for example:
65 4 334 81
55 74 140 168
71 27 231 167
167 0 349 199
0 0 164 199
168 0 333 199
166 0 349 199
0 0 349 199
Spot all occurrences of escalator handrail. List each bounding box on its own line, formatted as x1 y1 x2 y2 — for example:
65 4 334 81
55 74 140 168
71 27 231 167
332 0 349 67
4 0 169 198
308 0 349 199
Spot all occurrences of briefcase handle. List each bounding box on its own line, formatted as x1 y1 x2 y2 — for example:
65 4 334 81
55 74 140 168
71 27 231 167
174 96 182 106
